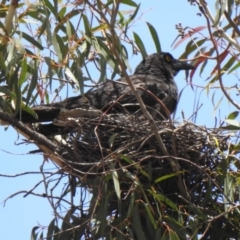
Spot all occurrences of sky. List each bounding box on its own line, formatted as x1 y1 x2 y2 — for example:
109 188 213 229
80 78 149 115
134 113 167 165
0 1 236 239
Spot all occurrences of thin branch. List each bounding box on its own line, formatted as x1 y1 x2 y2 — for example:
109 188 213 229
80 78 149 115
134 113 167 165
199 5 240 110
224 10 240 37
199 0 240 51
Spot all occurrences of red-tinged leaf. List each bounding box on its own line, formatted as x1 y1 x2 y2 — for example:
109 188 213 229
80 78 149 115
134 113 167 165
189 55 208 84
189 68 197 87
210 49 229 75
36 84 45 104
173 26 206 49
212 37 218 51
199 47 216 77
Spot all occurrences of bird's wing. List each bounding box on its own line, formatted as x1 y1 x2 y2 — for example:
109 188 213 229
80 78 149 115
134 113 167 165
17 74 178 123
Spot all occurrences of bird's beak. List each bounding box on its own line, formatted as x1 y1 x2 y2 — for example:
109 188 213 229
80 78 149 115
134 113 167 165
173 59 195 71
172 59 195 76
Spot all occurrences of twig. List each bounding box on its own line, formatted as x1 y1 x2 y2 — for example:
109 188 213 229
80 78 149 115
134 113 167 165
199 5 240 110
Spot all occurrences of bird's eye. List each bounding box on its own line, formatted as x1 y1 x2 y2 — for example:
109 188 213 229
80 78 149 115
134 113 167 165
165 54 172 62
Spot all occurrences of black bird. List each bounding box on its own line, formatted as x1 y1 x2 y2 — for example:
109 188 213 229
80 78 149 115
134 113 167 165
18 52 194 125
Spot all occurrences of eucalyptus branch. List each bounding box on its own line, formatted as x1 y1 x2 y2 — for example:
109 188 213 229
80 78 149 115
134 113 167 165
199 0 240 51
199 6 240 110
0 112 57 151
0 112 68 168
224 10 240 37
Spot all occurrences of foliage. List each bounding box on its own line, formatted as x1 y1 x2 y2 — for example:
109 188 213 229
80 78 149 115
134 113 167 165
1 0 240 240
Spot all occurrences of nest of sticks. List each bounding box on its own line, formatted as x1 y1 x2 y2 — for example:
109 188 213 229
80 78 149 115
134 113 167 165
32 109 229 205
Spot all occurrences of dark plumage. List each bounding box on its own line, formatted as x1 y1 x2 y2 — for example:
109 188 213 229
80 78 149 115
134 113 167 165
18 52 194 124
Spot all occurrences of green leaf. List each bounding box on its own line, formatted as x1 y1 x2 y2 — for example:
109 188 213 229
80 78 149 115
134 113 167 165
213 95 223 112
151 191 178 211
224 174 234 211
127 3 140 24
19 58 28 86
98 183 109 236
43 0 55 16
44 57 54 90
82 14 92 37
31 226 39 240
46 218 56 240
59 211 72 240
147 22 161 53
53 0 58 14
38 9 51 40
0 53 6 73
228 61 240 74
213 0 227 27
54 10 83 33
19 102 38 120
66 20 72 38
127 192 135 218
189 220 199 240
16 31 44 50
110 163 121 199
160 234 167 240
58 7 66 19
121 155 150 179
154 171 184 183
0 87 15 98
221 125 240 130
108 133 118 148
6 42 17 71
53 226 60 240
39 232 44 239
8 62 21 113
119 0 138 7
142 202 157 229
123 3 140 35
92 37 116 71
26 67 38 106
222 56 236 73
133 32 147 58
227 111 239 120
106 0 138 7
133 205 147 240
91 23 109 33
120 44 132 72
180 38 205 59
64 67 79 89
165 216 188 239
74 64 84 94
52 33 62 61
168 229 181 240
96 54 107 82
56 35 68 60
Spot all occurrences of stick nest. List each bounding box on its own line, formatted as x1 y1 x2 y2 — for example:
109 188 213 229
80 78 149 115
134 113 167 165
39 111 228 204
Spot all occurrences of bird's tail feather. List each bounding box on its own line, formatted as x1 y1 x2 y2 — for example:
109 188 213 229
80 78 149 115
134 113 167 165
17 106 62 123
